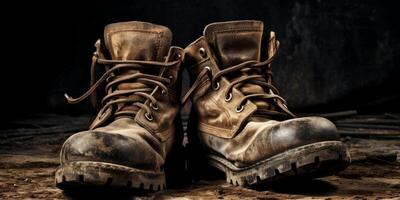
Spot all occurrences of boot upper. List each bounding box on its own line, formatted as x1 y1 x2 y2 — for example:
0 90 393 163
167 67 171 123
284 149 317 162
184 20 340 166
60 21 183 171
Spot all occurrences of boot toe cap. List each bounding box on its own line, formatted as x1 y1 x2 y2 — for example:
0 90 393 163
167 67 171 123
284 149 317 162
271 116 339 146
60 131 162 170
237 117 340 165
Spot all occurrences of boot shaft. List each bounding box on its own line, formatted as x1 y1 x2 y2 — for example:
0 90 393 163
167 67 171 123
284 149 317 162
66 21 184 133
183 20 294 138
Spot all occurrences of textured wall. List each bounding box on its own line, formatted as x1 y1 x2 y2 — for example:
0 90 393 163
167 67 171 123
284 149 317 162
3 0 399 116
273 1 400 112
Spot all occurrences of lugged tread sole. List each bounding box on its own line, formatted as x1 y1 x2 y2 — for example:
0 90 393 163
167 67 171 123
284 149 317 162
55 161 165 192
207 141 350 186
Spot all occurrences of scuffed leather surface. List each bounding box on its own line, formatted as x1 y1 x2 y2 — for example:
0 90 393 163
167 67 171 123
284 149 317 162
60 21 182 172
135 47 182 135
204 20 263 68
185 20 341 167
61 118 171 171
199 117 339 166
185 37 257 138
205 21 276 110
104 21 172 61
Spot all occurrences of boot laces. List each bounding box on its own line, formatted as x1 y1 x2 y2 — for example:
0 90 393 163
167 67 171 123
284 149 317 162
65 40 178 128
182 37 295 118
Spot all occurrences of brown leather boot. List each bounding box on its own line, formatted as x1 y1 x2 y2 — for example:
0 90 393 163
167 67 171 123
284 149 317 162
182 20 350 186
55 21 184 191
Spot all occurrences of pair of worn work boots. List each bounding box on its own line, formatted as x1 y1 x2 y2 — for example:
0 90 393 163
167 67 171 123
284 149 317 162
55 20 350 191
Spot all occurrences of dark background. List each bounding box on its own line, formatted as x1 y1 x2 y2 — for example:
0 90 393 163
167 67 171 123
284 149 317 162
3 0 400 119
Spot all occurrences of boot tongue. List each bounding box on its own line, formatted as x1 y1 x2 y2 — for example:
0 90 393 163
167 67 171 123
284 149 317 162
104 21 172 61
103 21 172 114
205 21 278 113
204 20 263 68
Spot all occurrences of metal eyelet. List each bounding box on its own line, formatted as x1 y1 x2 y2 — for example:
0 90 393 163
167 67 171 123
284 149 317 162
205 66 211 72
145 113 154 121
199 47 207 58
212 82 220 90
225 92 233 102
235 105 245 113
150 103 159 111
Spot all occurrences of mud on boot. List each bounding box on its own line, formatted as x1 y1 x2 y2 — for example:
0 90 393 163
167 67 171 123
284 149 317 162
56 21 184 192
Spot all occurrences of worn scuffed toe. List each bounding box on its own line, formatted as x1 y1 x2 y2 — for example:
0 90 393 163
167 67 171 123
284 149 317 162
60 130 163 171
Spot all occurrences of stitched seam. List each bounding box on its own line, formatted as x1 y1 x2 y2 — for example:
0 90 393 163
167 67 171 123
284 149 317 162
213 29 262 34
199 121 231 132
210 90 234 131
65 161 163 174
155 31 162 61
198 96 234 137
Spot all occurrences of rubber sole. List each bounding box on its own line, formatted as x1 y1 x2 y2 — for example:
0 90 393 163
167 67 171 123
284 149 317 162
207 141 350 186
55 161 165 191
